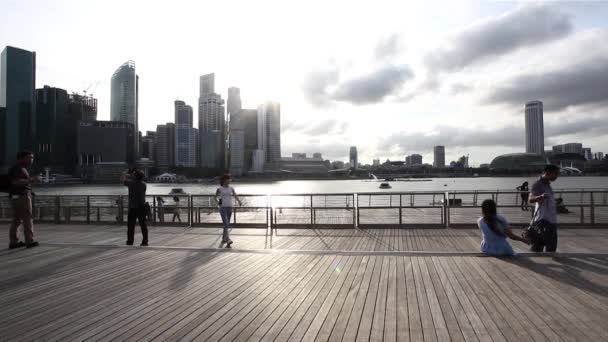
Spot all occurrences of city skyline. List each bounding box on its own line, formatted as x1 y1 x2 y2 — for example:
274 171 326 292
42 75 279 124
2 1 607 165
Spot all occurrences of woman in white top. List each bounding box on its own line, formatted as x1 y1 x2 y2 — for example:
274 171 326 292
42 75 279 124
215 174 242 247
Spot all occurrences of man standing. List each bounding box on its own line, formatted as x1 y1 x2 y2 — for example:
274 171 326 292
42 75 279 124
8 151 39 249
121 169 149 246
528 164 560 252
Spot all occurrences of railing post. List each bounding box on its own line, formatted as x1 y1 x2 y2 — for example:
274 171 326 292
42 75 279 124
86 196 90 224
310 195 313 226
399 194 402 227
355 193 359 228
118 195 124 224
188 195 192 227
444 192 450 228
54 196 60 224
590 192 595 225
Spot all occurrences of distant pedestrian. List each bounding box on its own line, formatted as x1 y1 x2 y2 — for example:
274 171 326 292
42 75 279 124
516 181 529 211
172 196 182 223
215 174 242 248
528 165 560 252
478 199 529 256
121 169 148 246
8 151 40 249
156 196 165 223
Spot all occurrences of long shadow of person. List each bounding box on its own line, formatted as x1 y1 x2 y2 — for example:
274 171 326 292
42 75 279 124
167 251 224 291
505 255 608 299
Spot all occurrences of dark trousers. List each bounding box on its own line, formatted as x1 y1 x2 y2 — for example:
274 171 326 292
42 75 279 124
127 207 148 244
520 194 528 210
530 220 558 252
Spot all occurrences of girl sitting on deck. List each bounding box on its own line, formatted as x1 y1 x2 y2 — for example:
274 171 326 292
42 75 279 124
478 199 529 256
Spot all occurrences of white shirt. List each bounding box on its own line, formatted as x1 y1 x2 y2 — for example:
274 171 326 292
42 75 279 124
216 186 236 207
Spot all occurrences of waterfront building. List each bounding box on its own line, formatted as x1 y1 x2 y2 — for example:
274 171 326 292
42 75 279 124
406 154 423 166
110 61 139 158
1 46 36 166
174 100 196 167
34 86 98 174
198 74 225 168
141 131 155 160
583 147 592 160
313 152 322 159
433 146 445 168
241 109 258 172
257 102 281 171
525 100 544 155
552 143 583 155
281 156 329 174
349 146 358 170
155 123 175 171
76 120 134 165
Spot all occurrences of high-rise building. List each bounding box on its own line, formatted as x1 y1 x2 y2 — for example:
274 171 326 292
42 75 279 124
198 74 226 169
34 86 99 174
69 93 97 122
1 46 36 166
525 100 544 155
596 152 604 160
200 73 215 97
76 120 134 165
0 107 5 164
154 123 175 171
433 146 445 167
292 153 307 159
313 152 322 160
227 87 244 175
174 100 196 167
257 101 281 170
241 109 258 172
583 147 592 160
141 131 156 160
349 146 358 169
406 154 423 166
552 143 583 155
227 87 242 121
229 129 245 175
110 61 139 158
372 159 380 167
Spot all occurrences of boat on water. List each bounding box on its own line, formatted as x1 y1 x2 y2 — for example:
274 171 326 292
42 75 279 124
168 188 187 194
379 182 392 189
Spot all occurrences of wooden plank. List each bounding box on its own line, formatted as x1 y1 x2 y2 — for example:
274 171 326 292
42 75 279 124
370 256 391 341
353 252 384 341
419 256 465 342
285 255 359 341
231 255 336 341
195 254 322 341
259 254 347 342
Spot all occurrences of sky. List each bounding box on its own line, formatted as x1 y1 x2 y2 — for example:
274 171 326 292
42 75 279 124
1 0 607 166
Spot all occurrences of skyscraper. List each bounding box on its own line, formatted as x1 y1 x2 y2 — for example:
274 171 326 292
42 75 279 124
155 123 175 171
525 100 544 155
227 87 242 121
110 61 139 158
200 73 215 97
227 87 243 174
433 145 445 167
1 46 36 166
349 146 358 169
241 109 258 172
198 74 226 169
257 101 281 170
174 100 196 167
582 147 592 160
552 143 583 154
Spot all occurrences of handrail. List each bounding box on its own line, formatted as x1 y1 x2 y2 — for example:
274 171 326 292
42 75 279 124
1 190 606 228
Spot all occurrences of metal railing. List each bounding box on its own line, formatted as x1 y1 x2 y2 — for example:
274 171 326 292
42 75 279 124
0 190 607 228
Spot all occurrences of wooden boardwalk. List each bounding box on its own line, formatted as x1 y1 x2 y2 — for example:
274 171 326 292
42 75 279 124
1 225 608 341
